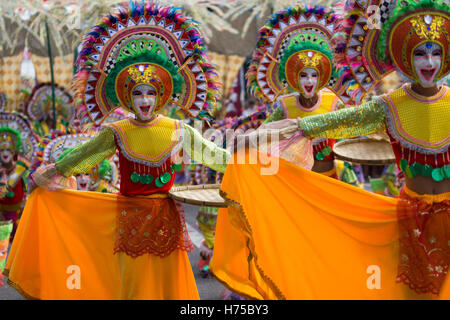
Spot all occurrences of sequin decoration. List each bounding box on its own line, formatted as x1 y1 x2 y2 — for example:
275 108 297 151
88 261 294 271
300 99 386 140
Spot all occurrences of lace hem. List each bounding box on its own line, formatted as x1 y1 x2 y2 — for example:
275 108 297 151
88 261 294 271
396 273 443 296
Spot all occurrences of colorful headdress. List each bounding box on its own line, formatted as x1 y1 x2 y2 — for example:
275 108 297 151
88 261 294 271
42 133 95 165
247 5 347 104
333 0 450 104
27 83 75 123
74 1 221 125
0 112 37 160
0 127 21 152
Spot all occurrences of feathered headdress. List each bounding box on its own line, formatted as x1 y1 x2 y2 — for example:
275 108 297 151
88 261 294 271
0 112 37 161
74 0 221 125
27 83 74 123
246 5 349 105
0 127 21 153
43 133 95 165
332 0 449 104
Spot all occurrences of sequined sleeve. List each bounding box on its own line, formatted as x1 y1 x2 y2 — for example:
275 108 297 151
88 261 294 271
264 101 286 124
56 127 117 177
300 98 386 139
182 123 230 173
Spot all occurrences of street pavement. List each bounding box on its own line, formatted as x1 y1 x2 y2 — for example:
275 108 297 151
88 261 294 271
0 203 227 300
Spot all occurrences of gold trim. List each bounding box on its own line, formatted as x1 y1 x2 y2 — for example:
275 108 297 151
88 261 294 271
210 270 260 301
2 270 39 300
218 189 287 300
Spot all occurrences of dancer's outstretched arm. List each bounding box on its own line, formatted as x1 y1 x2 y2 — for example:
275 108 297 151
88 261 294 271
182 123 230 174
299 99 386 139
33 128 117 190
235 99 387 155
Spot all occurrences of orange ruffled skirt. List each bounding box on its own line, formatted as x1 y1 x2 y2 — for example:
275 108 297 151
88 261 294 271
4 188 199 300
210 150 449 300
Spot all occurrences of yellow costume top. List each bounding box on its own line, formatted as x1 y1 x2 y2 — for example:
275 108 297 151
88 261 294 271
56 116 230 180
276 90 338 120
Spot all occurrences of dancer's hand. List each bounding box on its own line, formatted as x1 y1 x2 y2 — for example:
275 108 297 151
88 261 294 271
32 164 76 191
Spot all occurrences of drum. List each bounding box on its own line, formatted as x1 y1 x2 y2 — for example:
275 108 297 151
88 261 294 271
333 138 396 165
169 184 227 208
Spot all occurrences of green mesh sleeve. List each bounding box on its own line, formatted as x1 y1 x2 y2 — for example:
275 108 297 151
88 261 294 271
182 123 230 173
263 103 285 124
56 127 117 177
300 99 386 139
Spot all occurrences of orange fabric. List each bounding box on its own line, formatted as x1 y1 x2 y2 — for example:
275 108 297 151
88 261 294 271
4 188 198 300
441 276 450 297
210 150 449 300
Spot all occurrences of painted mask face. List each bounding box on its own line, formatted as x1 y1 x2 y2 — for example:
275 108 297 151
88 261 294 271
413 42 442 88
298 68 319 99
0 149 14 165
76 173 92 191
132 84 157 121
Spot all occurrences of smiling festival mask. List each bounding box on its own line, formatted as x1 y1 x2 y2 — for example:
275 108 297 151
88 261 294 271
412 42 443 88
279 32 335 97
379 3 450 85
298 68 319 98
131 84 158 121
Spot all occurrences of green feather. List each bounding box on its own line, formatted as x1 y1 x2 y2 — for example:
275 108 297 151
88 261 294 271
0 127 22 153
